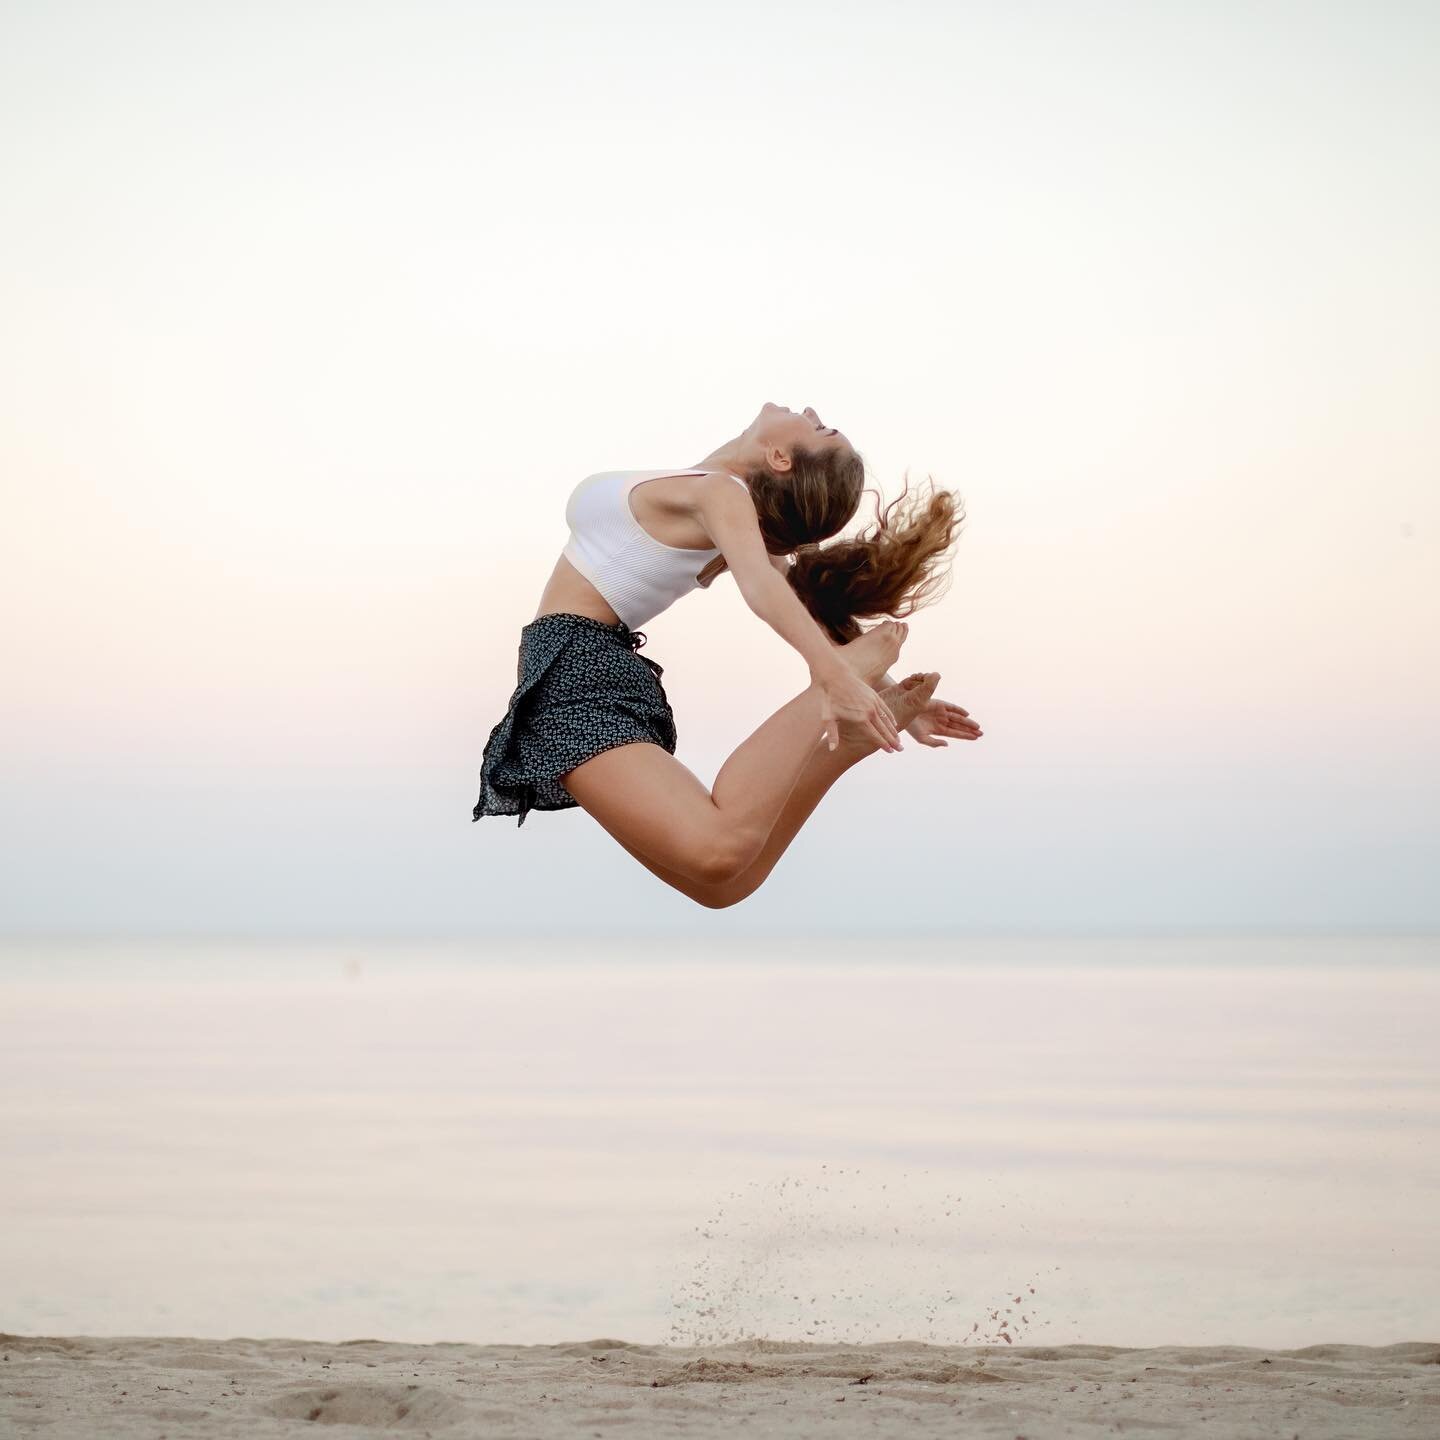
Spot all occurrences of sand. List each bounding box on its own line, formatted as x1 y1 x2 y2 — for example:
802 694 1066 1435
2 1333 1436 1437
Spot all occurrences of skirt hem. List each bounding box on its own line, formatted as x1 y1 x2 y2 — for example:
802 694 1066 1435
472 613 678 828
473 733 673 826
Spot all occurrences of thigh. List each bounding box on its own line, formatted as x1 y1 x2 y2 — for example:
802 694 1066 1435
560 741 726 882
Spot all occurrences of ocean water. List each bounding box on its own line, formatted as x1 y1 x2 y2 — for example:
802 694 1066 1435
1 936 1436 1348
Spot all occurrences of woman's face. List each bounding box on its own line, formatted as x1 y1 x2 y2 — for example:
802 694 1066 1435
747 401 852 469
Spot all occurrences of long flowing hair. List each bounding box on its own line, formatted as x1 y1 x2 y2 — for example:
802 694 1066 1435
697 444 964 643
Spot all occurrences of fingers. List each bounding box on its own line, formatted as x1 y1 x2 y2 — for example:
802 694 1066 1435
932 702 982 738
858 691 898 751
871 711 900 752
915 718 980 742
819 696 837 752
876 700 902 751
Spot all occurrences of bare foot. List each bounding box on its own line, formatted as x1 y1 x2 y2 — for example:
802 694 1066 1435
881 670 939 733
834 620 909 685
834 671 940 755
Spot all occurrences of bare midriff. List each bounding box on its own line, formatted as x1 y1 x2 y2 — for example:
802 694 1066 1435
533 552 623 625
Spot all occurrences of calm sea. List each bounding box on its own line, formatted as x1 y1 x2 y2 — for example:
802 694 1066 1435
2 936 1436 1347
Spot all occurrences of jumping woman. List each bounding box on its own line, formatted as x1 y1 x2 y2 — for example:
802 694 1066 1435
472 401 982 908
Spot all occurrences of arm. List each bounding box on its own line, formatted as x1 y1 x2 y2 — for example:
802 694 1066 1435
697 476 847 679
696 476 902 751
770 545 904 694
769 551 898 682
771 551 896 686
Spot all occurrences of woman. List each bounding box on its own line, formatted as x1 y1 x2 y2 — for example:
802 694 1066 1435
473 402 982 907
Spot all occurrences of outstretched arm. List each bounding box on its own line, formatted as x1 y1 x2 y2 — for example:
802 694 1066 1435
698 477 840 676
696 475 901 752
768 543 981 747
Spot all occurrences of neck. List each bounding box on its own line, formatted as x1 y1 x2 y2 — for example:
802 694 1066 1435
693 434 756 478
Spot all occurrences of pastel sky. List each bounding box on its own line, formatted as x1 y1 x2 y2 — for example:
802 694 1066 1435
2 0 1436 936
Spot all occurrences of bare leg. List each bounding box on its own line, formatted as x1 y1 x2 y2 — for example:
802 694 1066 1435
605 674 940 907
560 622 908 885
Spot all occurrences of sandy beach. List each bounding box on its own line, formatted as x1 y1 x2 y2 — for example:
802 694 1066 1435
3 1333 1437 1437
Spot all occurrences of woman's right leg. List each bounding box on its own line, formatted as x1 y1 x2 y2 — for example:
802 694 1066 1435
559 622 907 886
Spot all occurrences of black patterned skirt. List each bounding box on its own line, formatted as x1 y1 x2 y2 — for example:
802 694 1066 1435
472 612 678 826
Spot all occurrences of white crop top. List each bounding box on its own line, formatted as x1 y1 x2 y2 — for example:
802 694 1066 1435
562 469 749 629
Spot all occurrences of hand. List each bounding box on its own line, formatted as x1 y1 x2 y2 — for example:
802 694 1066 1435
815 662 903 753
904 692 983 747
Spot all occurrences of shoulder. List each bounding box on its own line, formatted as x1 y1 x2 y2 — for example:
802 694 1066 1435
692 470 754 506
690 468 748 485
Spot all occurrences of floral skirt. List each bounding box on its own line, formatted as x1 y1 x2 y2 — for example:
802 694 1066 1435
472 612 678 826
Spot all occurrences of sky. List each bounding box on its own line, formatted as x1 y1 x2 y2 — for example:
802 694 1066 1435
1 0 1436 937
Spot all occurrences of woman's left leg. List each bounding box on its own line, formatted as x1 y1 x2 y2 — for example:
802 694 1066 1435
614 673 939 907
559 623 908 884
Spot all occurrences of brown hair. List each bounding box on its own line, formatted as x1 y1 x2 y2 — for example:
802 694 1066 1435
697 444 964 645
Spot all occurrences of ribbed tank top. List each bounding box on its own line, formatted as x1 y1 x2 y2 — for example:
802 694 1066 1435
562 469 750 629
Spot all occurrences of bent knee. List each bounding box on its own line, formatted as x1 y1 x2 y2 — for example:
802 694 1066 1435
694 848 745 887
694 829 763 888
692 887 747 911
